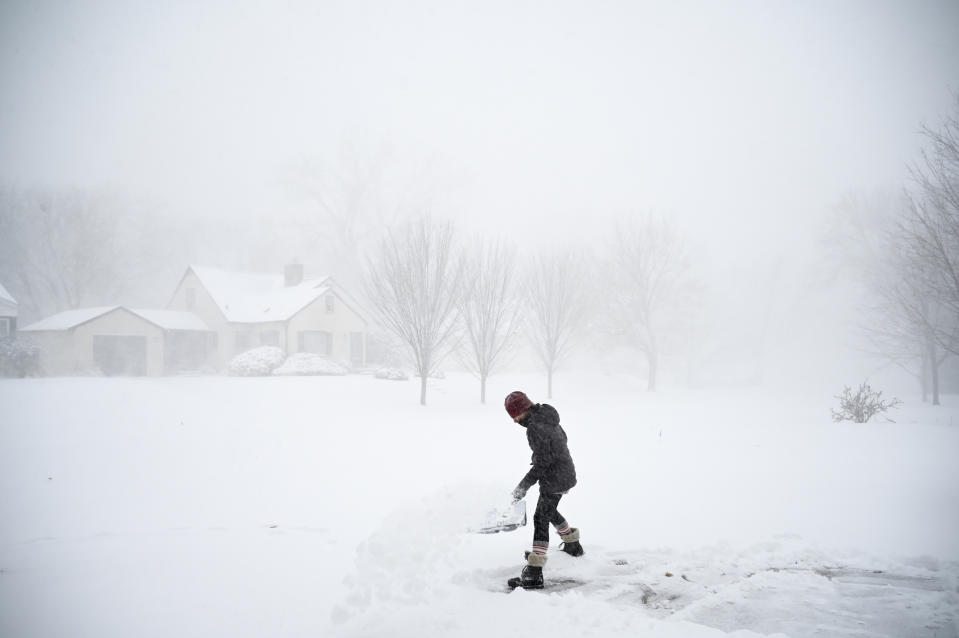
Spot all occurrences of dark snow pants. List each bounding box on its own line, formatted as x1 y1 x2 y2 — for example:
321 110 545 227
533 491 567 544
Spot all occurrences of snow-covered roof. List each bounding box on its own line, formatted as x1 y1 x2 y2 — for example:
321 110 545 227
0 283 16 306
20 307 210 332
130 309 210 331
20 307 120 332
0 283 17 316
189 266 334 323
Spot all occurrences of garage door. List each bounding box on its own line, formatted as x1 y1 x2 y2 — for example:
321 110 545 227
93 335 147 376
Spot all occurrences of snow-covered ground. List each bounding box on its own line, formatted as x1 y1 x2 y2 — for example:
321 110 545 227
1 373 957 637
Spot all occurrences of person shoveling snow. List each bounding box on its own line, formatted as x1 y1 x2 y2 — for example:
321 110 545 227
503 390 585 590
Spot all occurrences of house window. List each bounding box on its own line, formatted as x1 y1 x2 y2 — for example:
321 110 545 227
299 331 332 356
0 318 9 338
236 331 253 350
326 295 335 313
260 330 279 346
186 288 196 310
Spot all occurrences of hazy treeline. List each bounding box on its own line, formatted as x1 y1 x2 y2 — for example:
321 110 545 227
0 179 743 400
2 99 958 403
364 213 699 405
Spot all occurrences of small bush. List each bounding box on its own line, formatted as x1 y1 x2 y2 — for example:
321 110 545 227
832 382 901 423
227 346 287 377
0 339 41 377
374 367 409 381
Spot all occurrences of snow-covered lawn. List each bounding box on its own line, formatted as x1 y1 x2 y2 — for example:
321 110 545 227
1 373 957 637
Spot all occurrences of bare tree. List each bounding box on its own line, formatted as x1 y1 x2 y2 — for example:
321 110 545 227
524 250 589 399
458 239 522 403
600 216 695 391
365 215 463 405
867 220 952 404
0 186 175 322
853 97 959 404
823 189 952 403
902 95 959 356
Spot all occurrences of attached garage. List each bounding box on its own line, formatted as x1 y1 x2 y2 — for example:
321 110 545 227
93 335 148 376
20 307 212 377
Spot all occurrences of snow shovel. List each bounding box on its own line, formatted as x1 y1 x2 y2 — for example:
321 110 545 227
473 499 527 534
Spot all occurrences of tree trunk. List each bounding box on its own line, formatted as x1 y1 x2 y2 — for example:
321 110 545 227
480 374 487 404
647 350 658 392
927 334 941 406
920 351 929 403
420 374 428 406
547 366 554 399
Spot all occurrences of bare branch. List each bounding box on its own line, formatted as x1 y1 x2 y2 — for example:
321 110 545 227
457 239 523 403
524 249 590 398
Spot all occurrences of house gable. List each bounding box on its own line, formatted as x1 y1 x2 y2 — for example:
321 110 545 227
0 282 17 318
168 267 230 326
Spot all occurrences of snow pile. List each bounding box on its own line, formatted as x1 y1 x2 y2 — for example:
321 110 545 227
226 346 286 376
332 487 483 620
271 353 349 376
332 485 790 638
374 367 409 381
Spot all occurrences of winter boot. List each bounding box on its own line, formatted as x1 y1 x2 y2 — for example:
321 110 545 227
507 553 546 590
558 528 584 557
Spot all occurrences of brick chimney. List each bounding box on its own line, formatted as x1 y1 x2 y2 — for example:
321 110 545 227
284 262 304 287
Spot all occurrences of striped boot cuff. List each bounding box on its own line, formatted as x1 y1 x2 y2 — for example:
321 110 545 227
559 527 580 543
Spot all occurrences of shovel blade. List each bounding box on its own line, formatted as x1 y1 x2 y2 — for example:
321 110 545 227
474 499 527 534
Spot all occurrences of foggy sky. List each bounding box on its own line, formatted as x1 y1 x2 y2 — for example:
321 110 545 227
2 0 957 258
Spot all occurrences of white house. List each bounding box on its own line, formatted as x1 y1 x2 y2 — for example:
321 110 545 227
0 283 16 339
166 264 369 369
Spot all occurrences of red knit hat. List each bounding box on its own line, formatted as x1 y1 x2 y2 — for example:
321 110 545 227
504 391 534 418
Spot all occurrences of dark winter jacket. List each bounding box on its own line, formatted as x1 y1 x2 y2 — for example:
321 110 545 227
517 403 577 495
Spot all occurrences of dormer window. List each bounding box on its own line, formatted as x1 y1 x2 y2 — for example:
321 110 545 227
326 295 334 313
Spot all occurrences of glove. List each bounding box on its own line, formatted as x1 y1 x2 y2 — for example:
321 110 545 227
511 485 527 502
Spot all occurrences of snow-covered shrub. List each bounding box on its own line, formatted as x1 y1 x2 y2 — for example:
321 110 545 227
227 346 287 377
832 382 902 423
0 340 41 377
272 352 349 376
374 367 409 381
